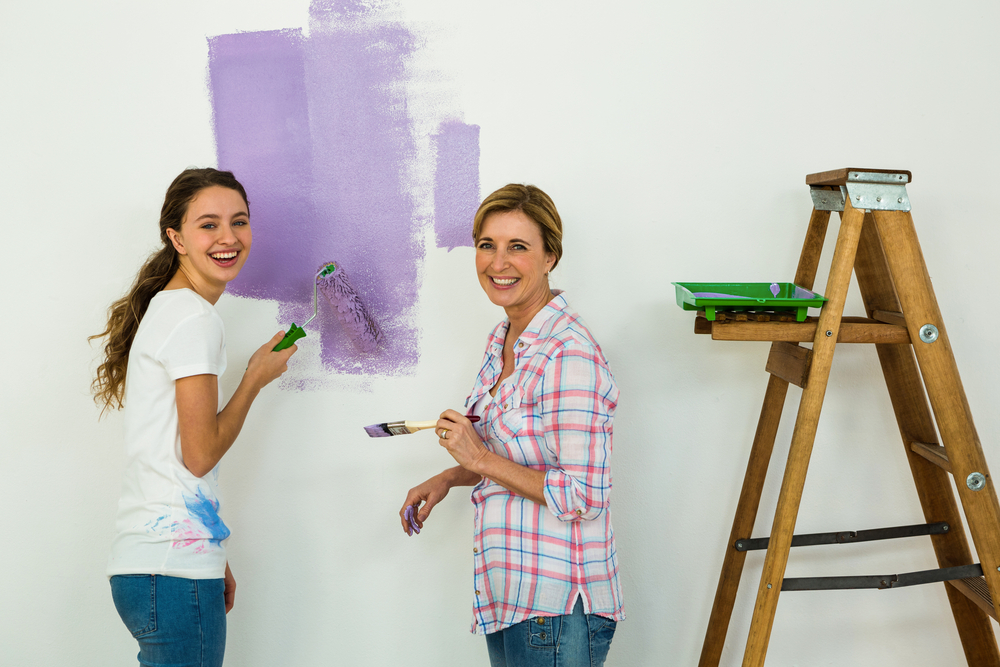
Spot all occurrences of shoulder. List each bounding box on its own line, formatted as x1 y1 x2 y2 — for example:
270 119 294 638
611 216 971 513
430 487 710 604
138 290 224 353
538 302 605 360
143 289 209 319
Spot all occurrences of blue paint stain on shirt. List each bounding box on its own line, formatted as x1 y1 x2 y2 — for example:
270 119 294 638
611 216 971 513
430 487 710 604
144 513 170 534
183 488 231 545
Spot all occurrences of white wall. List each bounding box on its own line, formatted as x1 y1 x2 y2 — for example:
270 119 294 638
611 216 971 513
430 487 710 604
3 1 1000 665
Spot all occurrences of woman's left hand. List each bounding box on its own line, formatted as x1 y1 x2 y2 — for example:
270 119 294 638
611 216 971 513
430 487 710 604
224 562 236 614
437 409 491 473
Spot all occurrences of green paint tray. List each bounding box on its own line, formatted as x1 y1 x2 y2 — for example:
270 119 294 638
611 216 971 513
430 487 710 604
672 282 827 322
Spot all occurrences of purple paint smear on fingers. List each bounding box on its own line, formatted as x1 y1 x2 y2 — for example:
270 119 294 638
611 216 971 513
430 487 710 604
208 0 479 379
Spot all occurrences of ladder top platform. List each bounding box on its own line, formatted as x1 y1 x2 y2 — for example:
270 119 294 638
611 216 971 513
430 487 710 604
806 167 913 187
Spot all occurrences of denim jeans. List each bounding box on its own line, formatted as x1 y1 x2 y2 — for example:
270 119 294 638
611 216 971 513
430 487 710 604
485 598 617 667
110 574 226 667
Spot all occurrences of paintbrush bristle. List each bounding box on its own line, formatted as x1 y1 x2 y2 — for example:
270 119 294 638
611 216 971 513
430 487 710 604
364 421 414 437
364 423 392 438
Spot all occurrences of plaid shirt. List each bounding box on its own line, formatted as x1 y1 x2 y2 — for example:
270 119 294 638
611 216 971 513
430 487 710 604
465 293 625 634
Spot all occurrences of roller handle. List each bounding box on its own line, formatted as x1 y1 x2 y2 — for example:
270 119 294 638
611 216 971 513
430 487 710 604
273 324 306 351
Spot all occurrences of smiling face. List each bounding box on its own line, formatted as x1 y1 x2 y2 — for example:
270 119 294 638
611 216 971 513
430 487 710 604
476 209 556 325
165 185 251 302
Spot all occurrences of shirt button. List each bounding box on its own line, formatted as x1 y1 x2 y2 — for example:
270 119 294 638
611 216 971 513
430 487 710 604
475 590 481 595
576 509 583 515
537 618 545 626
503 403 509 409
517 342 524 348
473 548 478 554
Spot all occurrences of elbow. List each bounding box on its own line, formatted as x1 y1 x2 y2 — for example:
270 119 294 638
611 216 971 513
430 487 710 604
180 442 217 478
183 457 215 478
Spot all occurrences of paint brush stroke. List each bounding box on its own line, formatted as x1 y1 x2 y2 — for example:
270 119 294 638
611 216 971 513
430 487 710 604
208 0 438 377
433 121 480 250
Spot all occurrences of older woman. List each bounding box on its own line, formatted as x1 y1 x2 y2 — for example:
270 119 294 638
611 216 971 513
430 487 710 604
400 184 624 666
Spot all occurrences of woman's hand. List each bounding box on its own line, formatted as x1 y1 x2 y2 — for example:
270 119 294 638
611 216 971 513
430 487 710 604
245 331 297 391
224 562 236 613
436 409 491 474
400 474 453 535
437 409 548 506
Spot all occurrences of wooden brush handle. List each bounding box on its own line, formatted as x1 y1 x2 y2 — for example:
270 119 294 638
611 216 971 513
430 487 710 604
404 420 439 432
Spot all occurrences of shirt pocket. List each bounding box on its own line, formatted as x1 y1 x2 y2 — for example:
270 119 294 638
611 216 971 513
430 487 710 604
492 383 525 441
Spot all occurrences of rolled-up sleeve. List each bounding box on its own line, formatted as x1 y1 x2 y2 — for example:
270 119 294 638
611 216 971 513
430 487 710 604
539 341 618 522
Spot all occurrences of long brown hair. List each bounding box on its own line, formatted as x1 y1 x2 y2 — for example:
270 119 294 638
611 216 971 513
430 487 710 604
90 168 249 414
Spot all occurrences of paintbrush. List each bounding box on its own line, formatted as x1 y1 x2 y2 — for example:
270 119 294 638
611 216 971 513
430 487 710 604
364 416 481 438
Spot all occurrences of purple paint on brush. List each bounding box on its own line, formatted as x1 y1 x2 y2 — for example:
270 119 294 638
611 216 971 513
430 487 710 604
208 0 451 376
433 121 480 250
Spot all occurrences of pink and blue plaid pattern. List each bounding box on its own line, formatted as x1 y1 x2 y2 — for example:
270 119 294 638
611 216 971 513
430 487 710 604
465 294 624 635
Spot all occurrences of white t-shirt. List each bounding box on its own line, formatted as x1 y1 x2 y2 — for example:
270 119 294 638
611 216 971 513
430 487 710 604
107 289 230 579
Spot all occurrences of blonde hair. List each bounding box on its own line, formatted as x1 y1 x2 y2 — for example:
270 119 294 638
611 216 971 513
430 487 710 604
472 184 563 270
90 168 248 414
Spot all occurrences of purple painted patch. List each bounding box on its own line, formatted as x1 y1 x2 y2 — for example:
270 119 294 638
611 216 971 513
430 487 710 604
433 121 480 250
208 29 314 303
208 0 458 376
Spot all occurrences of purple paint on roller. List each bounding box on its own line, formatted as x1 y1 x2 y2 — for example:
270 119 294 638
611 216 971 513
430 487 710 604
433 121 480 250
209 0 478 377
317 261 382 353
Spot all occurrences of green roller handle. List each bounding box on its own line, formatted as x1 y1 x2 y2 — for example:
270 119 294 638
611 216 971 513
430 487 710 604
273 324 307 351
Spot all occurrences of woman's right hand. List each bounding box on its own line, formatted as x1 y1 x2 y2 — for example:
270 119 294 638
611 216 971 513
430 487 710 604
245 331 297 390
400 474 452 536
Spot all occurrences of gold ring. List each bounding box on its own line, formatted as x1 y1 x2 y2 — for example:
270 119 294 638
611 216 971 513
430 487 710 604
441 429 449 439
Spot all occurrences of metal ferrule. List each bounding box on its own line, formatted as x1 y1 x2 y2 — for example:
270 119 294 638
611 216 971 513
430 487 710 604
386 421 410 436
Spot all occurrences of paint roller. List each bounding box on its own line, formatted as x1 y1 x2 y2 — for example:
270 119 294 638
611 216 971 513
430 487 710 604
273 261 382 352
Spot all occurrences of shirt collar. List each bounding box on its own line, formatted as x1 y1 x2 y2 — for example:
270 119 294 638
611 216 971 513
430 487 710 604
517 291 568 347
485 291 569 355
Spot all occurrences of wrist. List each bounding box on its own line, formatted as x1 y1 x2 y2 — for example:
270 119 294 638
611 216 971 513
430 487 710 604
467 447 493 477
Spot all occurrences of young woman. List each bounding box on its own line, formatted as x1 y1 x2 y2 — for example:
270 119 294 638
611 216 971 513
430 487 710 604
92 168 297 666
400 184 624 666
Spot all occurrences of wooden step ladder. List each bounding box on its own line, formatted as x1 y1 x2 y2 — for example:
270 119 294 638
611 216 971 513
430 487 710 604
696 168 1000 666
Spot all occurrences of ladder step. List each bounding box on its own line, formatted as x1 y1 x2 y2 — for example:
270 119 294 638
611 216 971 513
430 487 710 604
910 441 952 473
735 522 950 552
872 309 906 326
783 563 984 591
694 315 910 344
949 576 997 621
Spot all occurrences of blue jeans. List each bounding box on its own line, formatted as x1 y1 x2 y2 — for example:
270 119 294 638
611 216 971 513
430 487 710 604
485 598 617 667
110 574 226 667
